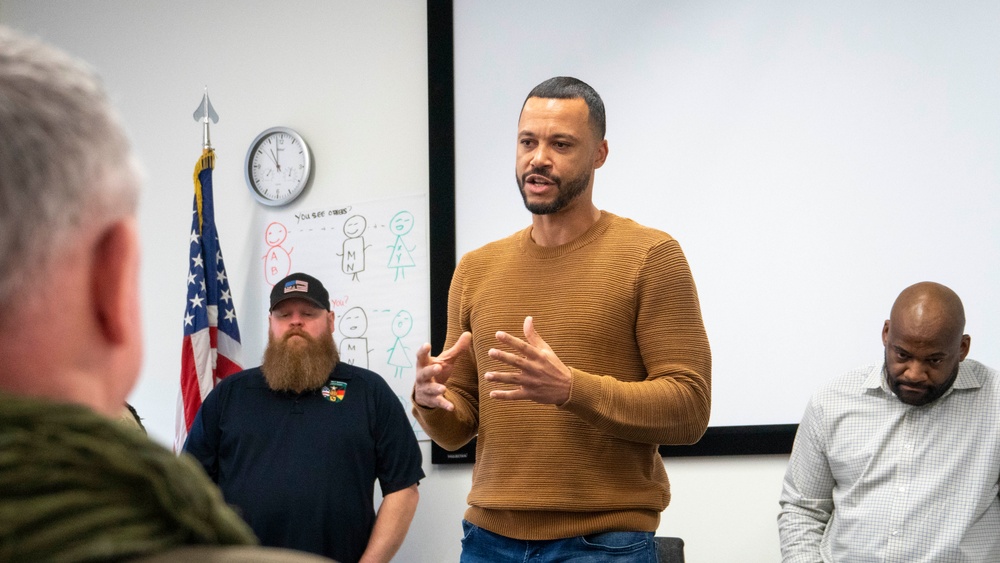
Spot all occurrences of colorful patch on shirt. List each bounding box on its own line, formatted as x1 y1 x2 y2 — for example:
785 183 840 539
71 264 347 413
321 380 347 403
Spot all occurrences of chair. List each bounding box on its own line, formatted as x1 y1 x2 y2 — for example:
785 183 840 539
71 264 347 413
654 536 685 563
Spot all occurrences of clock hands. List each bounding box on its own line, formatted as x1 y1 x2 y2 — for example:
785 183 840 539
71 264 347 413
267 145 280 172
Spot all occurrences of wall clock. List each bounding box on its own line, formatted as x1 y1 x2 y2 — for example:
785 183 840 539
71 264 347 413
244 126 313 206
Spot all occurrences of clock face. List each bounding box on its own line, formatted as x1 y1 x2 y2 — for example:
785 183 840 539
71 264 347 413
245 127 312 206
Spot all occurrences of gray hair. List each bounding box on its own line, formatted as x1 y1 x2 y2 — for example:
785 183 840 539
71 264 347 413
0 27 141 307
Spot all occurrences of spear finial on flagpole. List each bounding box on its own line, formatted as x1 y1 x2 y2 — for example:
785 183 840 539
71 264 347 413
192 87 219 150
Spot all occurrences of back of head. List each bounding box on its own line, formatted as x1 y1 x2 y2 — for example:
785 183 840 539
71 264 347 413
0 26 141 315
524 76 606 141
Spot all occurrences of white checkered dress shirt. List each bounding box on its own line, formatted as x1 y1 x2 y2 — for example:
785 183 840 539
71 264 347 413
779 359 1000 563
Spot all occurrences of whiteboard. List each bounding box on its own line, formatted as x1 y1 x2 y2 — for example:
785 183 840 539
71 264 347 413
450 1 1000 428
252 193 431 439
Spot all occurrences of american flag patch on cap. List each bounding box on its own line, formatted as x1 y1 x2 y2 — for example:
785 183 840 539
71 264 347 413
284 280 309 293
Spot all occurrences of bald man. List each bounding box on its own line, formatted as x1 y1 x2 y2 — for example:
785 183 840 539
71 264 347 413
778 282 1000 562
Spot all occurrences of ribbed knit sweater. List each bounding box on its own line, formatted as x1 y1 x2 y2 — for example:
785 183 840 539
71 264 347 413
414 211 711 540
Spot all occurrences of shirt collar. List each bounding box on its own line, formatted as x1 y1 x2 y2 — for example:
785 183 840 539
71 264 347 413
250 362 350 389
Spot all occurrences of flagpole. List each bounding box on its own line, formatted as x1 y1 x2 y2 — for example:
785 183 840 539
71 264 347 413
193 87 219 151
177 89 241 452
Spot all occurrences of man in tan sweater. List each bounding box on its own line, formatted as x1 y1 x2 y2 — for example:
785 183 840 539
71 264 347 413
413 76 712 562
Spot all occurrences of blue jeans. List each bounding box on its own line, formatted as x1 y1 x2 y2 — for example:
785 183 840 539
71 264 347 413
460 520 656 563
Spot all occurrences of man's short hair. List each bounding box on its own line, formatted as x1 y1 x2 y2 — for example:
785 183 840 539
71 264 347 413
0 26 141 308
523 76 606 141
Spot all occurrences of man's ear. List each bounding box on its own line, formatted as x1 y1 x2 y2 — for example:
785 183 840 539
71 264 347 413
90 218 140 345
959 334 971 361
593 139 609 170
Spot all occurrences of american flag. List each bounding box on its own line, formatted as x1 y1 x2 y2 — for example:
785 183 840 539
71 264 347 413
175 149 242 451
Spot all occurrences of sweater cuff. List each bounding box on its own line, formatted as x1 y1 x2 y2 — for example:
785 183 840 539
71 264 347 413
558 367 603 416
409 389 476 450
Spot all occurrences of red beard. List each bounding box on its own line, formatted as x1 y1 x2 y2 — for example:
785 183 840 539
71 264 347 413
261 328 339 393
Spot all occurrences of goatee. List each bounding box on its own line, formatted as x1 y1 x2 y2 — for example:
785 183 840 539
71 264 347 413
261 328 339 393
884 351 960 406
517 166 590 215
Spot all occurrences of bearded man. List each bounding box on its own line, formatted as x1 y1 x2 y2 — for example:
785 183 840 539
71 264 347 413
779 281 1000 562
185 272 424 563
413 76 711 562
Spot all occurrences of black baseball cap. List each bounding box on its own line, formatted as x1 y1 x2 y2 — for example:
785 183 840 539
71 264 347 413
269 272 330 311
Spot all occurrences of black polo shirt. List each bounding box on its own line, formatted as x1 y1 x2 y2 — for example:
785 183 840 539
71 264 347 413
184 362 424 562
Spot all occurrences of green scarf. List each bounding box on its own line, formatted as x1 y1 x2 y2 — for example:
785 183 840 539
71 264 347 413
0 393 257 562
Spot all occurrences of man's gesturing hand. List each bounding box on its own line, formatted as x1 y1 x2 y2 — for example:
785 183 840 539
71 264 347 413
484 316 572 405
413 332 472 411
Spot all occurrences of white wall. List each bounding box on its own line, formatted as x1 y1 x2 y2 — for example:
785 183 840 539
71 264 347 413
0 0 430 439
0 2 786 561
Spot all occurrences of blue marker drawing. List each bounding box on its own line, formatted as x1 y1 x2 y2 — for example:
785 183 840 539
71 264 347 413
386 309 413 378
386 210 416 281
